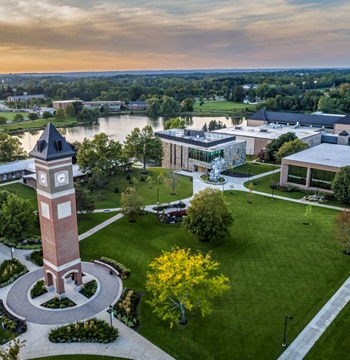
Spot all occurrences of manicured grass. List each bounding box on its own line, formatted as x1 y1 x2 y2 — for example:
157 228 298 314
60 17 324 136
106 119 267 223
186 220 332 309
31 356 128 360
305 300 350 359
232 161 276 176
193 100 255 112
0 182 38 208
90 167 193 209
77 212 117 235
0 116 78 132
79 191 348 360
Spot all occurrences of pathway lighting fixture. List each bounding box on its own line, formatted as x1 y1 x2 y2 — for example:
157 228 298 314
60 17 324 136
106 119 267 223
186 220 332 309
282 315 293 347
107 304 114 327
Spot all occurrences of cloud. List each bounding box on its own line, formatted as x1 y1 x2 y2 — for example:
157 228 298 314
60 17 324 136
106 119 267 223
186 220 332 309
0 0 349 72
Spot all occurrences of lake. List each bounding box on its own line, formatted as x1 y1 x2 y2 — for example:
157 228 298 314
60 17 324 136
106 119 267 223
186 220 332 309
15 114 244 153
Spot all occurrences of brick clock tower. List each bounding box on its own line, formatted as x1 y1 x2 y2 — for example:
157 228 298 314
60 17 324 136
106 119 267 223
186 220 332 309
30 123 82 295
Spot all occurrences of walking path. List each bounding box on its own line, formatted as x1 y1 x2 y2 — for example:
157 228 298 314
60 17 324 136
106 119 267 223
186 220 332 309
0 169 348 359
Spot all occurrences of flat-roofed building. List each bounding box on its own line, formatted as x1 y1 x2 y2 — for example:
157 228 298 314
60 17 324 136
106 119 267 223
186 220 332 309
280 143 350 192
214 124 322 155
156 128 246 172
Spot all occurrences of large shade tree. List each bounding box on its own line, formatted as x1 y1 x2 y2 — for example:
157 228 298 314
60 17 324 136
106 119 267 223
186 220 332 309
123 125 163 173
76 133 123 175
0 193 36 243
331 166 350 204
183 188 234 244
120 187 145 222
146 247 230 327
0 133 26 162
274 139 309 163
265 132 297 162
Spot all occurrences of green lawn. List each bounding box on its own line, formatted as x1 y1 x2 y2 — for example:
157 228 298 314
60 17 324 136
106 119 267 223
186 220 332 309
0 115 78 132
79 191 347 360
31 356 128 360
90 167 193 209
0 182 38 208
305 300 350 359
193 100 255 112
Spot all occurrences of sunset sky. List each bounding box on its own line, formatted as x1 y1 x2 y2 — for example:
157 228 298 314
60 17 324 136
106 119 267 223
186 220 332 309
0 0 349 73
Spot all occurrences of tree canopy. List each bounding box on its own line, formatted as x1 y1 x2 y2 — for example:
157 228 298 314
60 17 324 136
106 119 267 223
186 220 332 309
146 247 230 327
183 187 234 244
265 132 297 162
120 187 145 222
123 125 163 173
164 117 186 129
76 133 123 174
0 133 26 162
0 192 36 242
274 139 309 163
331 166 350 204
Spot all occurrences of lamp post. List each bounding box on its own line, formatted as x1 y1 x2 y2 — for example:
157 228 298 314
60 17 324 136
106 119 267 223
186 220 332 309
107 304 114 327
282 315 293 347
10 247 14 260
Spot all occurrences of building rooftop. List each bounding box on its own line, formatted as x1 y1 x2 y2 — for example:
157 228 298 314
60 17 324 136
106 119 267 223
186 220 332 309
213 123 321 140
29 123 76 161
283 143 350 169
156 128 240 149
249 109 347 128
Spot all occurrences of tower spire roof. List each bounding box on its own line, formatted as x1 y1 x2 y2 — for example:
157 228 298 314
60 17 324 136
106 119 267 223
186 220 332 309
29 123 75 161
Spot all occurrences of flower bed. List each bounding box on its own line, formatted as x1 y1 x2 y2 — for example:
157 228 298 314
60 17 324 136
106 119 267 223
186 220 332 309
0 300 27 342
0 259 28 288
79 279 98 299
41 297 76 309
49 318 119 343
30 279 47 299
114 289 141 329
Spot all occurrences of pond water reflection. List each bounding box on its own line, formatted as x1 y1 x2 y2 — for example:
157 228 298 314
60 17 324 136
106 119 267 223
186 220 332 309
16 114 243 153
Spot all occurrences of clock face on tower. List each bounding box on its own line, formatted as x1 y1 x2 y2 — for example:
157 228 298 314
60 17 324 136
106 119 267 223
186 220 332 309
38 171 47 186
55 170 69 186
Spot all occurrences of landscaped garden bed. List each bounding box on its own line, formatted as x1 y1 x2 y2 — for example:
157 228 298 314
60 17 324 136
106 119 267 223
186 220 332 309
79 279 98 299
49 318 119 343
30 279 47 299
114 289 141 329
0 300 27 342
41 297 76 309
0 259 28 288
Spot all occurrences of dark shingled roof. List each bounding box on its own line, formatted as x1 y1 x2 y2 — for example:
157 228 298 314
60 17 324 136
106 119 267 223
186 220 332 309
29 123 75 161
249 110 344 128
335 113 350 125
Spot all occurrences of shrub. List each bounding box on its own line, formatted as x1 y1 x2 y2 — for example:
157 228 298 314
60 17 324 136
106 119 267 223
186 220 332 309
79 280 98 299
30 250 43 266
114 289 140 328
49 318 119 343
0 259 27 288
30 279 47 299
97 257 131 278
41 297 76 309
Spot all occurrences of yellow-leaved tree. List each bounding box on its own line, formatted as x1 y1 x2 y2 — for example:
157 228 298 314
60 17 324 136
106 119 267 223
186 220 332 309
146 247 230 327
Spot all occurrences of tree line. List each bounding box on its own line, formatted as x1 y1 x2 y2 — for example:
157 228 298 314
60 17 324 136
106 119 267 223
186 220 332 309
2 68 350 115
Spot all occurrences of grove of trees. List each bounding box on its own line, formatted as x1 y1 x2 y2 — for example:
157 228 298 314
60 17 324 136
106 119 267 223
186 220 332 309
2 68 350 115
